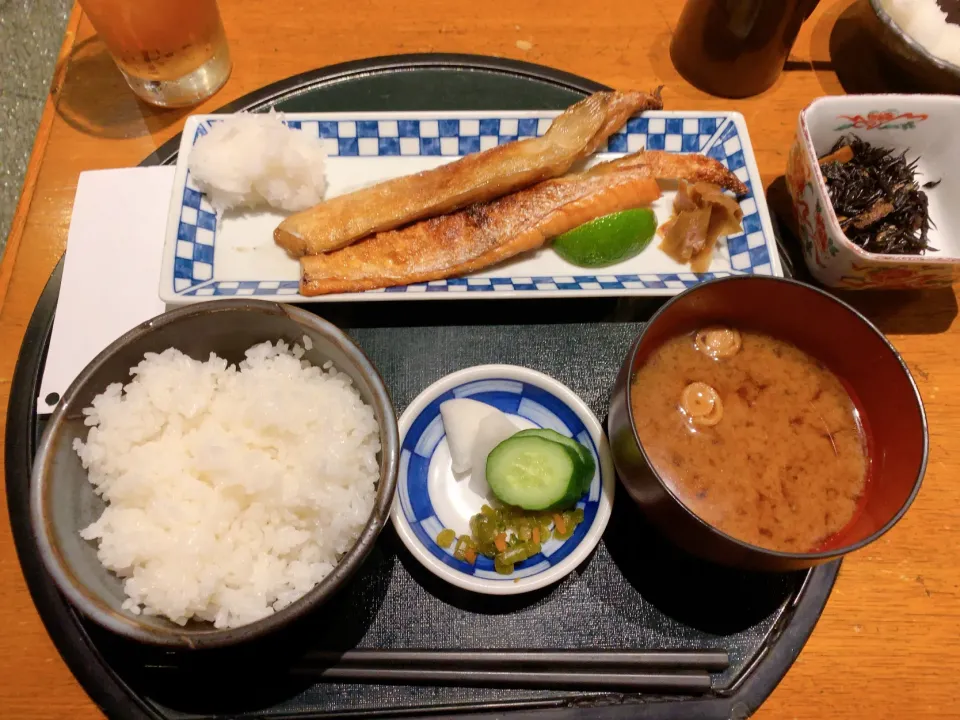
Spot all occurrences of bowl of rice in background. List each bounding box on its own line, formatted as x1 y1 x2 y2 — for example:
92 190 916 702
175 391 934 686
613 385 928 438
869 0 960 93
30 300 399 648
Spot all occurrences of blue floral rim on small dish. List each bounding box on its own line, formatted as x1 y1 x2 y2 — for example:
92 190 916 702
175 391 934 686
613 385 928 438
396 378 602 581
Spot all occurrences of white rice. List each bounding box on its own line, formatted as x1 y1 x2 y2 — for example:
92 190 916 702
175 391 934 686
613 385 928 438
73 340 380 629
881 0 960 67
188 112 327 213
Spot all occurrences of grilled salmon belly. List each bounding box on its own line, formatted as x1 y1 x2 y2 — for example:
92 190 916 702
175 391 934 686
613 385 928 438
299 162 663 296
275 88 664 256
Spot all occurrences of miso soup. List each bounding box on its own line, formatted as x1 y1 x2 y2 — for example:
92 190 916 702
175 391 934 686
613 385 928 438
630 327 868 553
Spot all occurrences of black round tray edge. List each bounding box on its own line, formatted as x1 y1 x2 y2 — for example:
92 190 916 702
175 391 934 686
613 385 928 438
5 261 164 720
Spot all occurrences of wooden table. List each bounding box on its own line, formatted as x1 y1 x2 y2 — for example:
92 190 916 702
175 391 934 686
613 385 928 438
1 0 958 717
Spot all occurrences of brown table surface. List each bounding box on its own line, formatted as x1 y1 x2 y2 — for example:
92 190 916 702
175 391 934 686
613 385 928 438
2 0 958 717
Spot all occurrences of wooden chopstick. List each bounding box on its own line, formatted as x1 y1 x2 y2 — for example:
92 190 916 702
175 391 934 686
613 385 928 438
292 666 714 693
304 648 729 671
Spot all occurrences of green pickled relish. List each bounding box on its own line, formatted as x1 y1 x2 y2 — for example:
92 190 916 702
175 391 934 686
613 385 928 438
436 528 456 548
465 503 586 574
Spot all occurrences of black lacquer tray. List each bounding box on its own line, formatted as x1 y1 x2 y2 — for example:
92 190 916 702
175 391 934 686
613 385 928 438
5 54 837 719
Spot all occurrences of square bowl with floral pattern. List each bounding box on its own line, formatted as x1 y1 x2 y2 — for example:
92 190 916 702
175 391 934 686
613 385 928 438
786 94 959 289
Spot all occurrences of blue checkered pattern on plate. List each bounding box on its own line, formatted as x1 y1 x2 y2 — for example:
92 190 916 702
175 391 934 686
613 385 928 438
396 378 602 581
704 121 770 275
172 115 773 296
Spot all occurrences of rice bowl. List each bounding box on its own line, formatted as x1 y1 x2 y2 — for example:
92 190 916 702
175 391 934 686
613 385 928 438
879 0 960 68
31 300 399 648
74 340 380 629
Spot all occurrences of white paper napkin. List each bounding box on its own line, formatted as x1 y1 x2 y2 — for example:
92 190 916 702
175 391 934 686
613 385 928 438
37 167 175 414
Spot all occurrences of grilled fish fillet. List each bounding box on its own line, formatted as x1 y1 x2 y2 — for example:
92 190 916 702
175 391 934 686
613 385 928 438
275 88 664 257
589 151 748 195
300 168 662 296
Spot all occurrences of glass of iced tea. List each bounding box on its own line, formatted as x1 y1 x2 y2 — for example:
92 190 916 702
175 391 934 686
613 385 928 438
80 0 232 108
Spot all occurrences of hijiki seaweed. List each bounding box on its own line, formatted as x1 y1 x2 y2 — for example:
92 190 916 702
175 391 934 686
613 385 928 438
819 135 936 255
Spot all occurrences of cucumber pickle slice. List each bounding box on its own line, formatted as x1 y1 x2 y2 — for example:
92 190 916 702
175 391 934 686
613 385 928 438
512 428 595 494
485 435 582 511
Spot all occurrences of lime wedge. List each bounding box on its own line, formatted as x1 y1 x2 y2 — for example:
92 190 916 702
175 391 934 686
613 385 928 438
552 209 658 268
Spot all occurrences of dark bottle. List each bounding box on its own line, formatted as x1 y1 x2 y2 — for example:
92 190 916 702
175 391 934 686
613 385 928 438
669 0 821 98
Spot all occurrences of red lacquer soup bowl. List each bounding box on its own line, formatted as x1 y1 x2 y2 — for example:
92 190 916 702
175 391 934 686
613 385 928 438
608 276 927 571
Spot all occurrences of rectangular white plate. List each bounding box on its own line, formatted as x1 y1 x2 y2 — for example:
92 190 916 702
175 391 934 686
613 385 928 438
160 110 782 303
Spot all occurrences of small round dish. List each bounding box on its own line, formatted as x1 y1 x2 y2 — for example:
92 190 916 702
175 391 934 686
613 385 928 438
391 365 614 595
